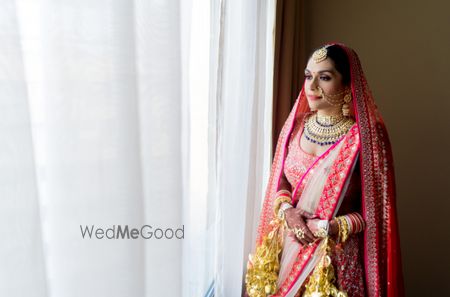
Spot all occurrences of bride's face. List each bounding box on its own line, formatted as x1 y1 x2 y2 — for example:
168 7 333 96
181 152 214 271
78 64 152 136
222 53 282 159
304 57 346 112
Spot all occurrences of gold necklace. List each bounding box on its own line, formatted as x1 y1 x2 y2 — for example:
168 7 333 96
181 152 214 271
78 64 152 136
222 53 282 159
303 113 355 146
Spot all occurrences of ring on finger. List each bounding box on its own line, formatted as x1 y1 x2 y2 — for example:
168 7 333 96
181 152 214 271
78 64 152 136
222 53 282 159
313 227 328 238
293 227 305 239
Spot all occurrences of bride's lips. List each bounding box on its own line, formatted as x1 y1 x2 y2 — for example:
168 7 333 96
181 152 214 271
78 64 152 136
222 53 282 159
307 94 322 100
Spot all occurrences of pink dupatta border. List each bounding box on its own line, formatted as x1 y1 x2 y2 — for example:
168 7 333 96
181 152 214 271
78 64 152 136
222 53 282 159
340 44 404 297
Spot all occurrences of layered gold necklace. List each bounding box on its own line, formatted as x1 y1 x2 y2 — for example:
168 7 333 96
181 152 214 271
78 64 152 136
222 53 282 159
304 113 355 146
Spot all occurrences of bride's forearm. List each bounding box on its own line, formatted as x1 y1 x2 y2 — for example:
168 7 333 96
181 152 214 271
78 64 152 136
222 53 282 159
277 172 292 193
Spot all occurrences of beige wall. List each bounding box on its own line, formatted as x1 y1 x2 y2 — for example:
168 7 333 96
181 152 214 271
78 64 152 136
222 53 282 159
305 1 450 296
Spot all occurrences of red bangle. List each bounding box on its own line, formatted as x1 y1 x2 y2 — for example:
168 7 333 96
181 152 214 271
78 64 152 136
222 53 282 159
356 213 365 232
343 215 353 234
344 213 365 234
349 213 360 233
348 213 357 233
276 190 291 197
349 213 364 233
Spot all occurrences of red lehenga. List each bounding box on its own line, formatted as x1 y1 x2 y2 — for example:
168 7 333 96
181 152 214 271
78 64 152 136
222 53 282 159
250 43 404 297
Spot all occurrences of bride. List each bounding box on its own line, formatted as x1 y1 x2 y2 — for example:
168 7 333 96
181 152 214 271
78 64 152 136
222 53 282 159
246 43 404 297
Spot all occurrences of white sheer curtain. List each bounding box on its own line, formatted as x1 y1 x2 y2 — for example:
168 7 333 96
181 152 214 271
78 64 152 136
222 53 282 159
210 0 277 296
0 0 276 296
0 0 213 296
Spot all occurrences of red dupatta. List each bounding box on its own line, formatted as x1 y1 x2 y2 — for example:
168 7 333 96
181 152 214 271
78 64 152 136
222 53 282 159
253 43 404 297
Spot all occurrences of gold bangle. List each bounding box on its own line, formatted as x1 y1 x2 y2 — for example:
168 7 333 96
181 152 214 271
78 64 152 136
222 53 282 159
336 217 342 243
336 216 349 243
342 217 349 242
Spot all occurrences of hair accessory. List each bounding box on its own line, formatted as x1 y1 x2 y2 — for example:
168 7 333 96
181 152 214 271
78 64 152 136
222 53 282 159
312 46 328 63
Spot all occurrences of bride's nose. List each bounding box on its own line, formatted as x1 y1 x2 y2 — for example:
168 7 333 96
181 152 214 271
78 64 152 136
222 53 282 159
309 77 318 91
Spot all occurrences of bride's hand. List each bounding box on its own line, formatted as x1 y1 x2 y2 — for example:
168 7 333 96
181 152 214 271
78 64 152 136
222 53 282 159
306 218 339 238
305 218 323 236
284 208 317 245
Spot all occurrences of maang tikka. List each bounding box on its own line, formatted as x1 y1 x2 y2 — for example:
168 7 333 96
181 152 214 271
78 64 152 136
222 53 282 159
312 46 329 64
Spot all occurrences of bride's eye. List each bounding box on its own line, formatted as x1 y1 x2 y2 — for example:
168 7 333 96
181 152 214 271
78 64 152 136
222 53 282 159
305 74 312 80
320 76 331 81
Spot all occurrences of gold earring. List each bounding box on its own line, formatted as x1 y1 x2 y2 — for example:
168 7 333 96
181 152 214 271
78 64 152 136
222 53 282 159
342 91 352 116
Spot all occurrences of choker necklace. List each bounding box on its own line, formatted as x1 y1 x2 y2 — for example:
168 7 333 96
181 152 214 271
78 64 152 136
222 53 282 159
303 113 355 146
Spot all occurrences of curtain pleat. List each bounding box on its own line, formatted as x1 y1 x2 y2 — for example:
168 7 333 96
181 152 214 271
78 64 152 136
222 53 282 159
211 0 276 295
1 1 185 296
0 1 48 296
